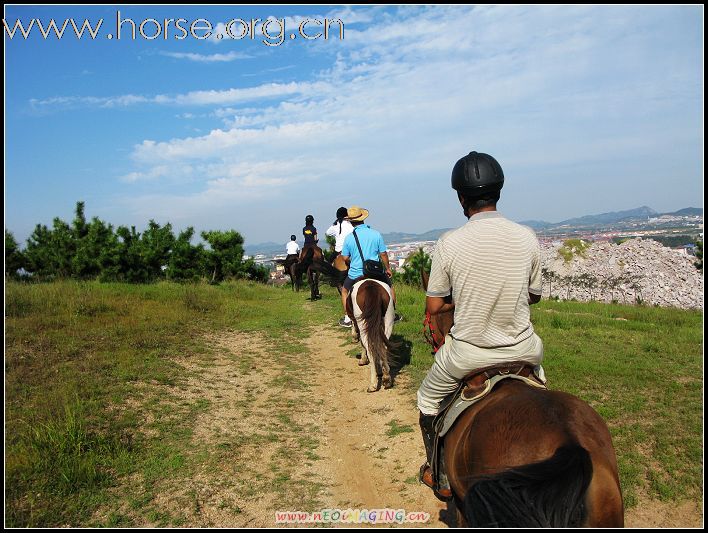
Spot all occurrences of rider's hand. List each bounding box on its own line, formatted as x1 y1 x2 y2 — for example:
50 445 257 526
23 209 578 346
386 268 393 278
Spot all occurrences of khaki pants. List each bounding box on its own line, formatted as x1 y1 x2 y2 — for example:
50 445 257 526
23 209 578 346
416 333 545 416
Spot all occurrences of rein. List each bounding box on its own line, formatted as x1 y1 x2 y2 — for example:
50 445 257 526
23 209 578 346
423 311 444 353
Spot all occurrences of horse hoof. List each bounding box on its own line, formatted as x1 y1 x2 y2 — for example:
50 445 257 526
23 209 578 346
367 386 379 393
383 379 393 389
358 359 369 366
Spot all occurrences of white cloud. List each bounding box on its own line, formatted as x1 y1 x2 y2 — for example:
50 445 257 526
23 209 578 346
73 6 703 241
29 81 330 110
160 50 252 62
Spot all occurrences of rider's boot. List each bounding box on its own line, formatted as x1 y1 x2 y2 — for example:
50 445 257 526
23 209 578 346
418 411 452 501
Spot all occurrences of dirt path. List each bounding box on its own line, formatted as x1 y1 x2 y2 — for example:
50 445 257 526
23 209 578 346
111 324 701 528
305 326 451 527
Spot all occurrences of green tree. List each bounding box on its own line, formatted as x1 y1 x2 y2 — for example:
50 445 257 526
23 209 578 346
5 230 25 278
73 217 116 279
115 226 150 283
394 248 431 287
140 220 175 280
23 218 75 279
201 230 246 283
166 227 205 282
323 235 338 263
694 240 703 271
241 258 270 283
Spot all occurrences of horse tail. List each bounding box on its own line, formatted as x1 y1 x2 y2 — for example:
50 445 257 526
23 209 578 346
310 259 347 287
359 282 397 362
462 443 593 528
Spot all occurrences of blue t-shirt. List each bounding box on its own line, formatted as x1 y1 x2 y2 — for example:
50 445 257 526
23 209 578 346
341 225 387 280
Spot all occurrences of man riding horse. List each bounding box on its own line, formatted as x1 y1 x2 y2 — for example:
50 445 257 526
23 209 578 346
417 151 545 500
337 206 402 327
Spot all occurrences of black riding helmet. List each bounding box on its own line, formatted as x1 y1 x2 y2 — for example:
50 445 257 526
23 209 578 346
451 151 504 196
305 214 314 224
290 234 297 241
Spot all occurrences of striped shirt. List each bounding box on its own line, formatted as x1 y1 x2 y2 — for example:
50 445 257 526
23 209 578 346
426 211 541 348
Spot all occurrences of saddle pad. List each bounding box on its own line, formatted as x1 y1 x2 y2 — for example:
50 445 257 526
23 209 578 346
437 374 547 437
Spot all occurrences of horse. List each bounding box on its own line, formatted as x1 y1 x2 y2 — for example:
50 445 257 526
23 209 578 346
420 271 624 527
276 254 304 292
277 246 323 300
300 245 324 301
346 278 396 392
309 254 349 293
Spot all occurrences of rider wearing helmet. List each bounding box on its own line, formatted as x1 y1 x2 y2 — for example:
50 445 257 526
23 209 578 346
285 234 300 258
300 214 318 260
417 151 544 500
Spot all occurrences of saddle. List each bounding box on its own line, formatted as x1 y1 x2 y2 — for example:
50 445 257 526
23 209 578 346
430 362 547 492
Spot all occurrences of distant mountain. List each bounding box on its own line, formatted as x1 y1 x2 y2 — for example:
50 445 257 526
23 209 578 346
518 220 556 230
249 206 702 255
519 206 661 229
380 228 453 244
244 241 285 256
661 207 703 216
558 206 658 226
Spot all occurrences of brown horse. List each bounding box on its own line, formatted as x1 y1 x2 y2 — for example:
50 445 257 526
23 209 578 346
346 279 396 392
309 254 348 293
276 254 303 292
420 271 624 527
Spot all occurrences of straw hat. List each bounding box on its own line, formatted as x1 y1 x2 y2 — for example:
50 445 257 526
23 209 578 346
346 206 369 222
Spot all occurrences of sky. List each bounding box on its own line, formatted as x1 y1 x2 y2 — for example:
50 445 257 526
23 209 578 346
4 5 704 246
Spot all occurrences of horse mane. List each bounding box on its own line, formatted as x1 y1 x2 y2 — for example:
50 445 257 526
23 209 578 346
462 443 593 527
358 281 398 360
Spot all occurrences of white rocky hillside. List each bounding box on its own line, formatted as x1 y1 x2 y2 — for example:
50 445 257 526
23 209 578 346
540 238 703 310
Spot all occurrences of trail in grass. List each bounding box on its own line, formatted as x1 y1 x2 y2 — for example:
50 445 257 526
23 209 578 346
303 325 451 527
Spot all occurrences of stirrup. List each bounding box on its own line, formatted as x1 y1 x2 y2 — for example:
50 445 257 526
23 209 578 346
419 463 453 502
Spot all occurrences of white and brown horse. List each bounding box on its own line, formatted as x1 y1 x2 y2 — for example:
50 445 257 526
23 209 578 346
346 278 396 392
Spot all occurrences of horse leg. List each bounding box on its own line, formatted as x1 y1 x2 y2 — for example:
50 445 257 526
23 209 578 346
367 348 380 392
584 463 624 527
358 334 368 363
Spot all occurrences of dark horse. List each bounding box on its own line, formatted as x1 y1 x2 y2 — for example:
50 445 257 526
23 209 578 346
277 246 323 300
421 271 624 527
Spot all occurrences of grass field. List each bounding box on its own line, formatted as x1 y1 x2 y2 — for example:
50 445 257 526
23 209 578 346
5 280 703 526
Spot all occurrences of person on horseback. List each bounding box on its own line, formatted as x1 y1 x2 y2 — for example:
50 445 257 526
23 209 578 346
300 214 318 261
338 206 402 327
285 234 300 259
325 206 354 257
417 151 544 500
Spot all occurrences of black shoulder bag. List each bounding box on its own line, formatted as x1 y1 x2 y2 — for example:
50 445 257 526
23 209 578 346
352 227 387 279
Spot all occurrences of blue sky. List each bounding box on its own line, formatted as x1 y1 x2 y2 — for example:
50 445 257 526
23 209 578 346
5 5 703 246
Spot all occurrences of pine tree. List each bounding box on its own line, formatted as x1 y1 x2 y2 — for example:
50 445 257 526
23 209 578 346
5 230 25 278
167 227 205 282
201 230 246 283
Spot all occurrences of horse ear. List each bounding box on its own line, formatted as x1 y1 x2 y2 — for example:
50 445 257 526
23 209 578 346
421 269 429 291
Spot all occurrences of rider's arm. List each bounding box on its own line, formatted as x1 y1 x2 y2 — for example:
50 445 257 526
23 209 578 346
426 295 455 315
379 251 392 277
